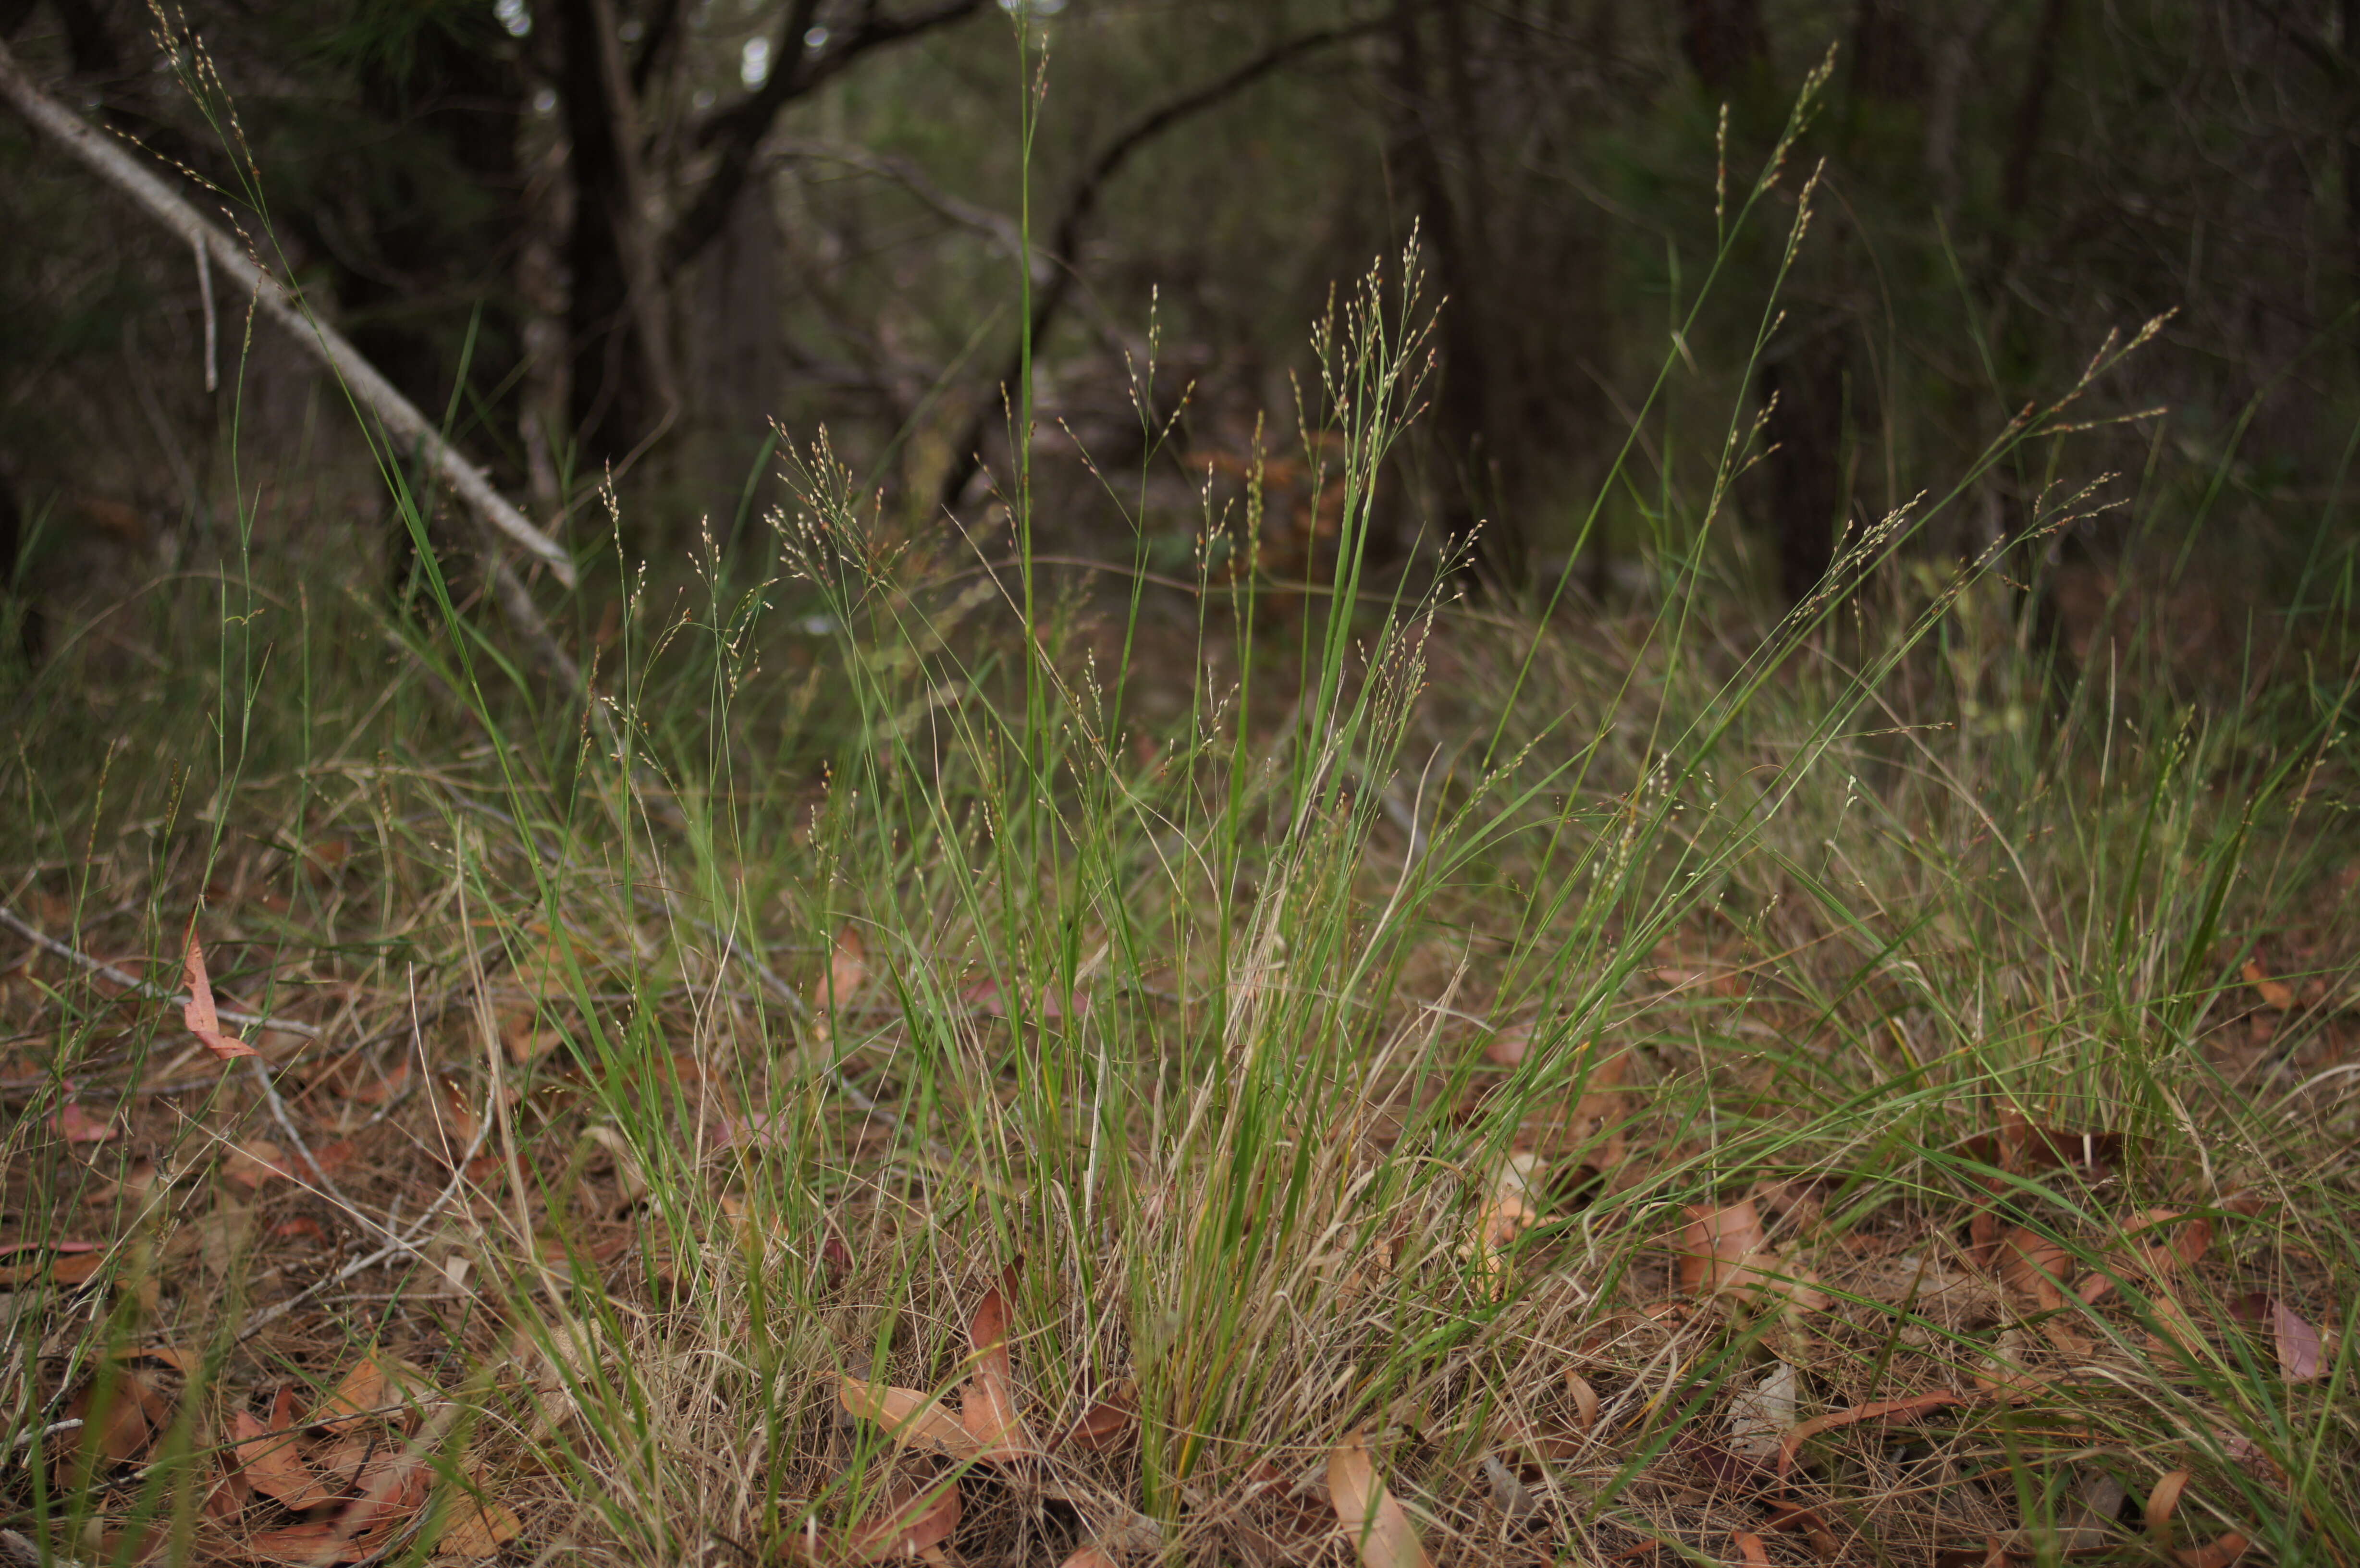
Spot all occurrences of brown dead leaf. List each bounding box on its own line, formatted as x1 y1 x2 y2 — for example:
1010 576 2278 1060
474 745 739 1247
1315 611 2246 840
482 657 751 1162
1483 1018 1537 1067
206 1462 253 1521
1056 1396 1135 1454
314 1350 428 1433
0 1238 100 1287
1774 1392 1971 1479
1058 1548 1121 1568
1762 1500 1843 1560
434 1487 525 1557
2241 960 2296 1012
221 1139 297 1190
234 1397 339 1510
824 927 869 1008
961 977 1091 1022
1732 1531 1771 1568
961 1282 1033 1461
345 1058 412 1105
1679 1201 1769 1294
172 1198 255 1277
242 1521 348 1565
2271 1299 2325 1383
1327 1430 1431 1568
1969 1114 2124 1178
499 1007 565 1066
2000 1228 2073 1306
2178 1533 2250 1568
182 924 258 1060
115 1343 199 1374
841 1472 960 1564
1676 1201 1827 1310
331 1446 433 1551
2081 1209 2214 1307
1462 1153 1545 1290
1566 1372 1599 1433
51 1248 108 1286
51 1097 117 1143
55 1370 174 1490
838 1377 979 1459
582 1125 650 1205
82 1158 159 1206
1972 1329 2053 1401
2145 1468 2192 1545
520 1315 602 1439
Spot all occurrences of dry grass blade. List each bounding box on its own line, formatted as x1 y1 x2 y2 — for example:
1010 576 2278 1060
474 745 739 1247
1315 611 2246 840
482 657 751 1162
1327 1430 1432 1568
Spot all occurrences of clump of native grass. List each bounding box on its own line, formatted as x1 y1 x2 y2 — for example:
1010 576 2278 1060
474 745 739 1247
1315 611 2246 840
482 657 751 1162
4 50 2358 1568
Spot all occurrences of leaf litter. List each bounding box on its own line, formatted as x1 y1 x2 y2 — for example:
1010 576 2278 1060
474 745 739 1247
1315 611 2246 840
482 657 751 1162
2 710 2352 1568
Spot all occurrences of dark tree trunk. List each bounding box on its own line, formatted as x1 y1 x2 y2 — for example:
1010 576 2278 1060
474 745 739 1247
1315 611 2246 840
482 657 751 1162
2342 0 2360 295
554 0 656 463
1389 0 1523 587
0 465 37 662
1675 0 1767 98
1759 335 1848 605
1845 0 1927 104
2000 0 2071 220
1677 0 1854 605
337 13 528 445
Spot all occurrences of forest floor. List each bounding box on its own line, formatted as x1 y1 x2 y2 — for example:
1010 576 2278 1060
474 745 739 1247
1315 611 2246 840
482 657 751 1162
1 506 2357 1568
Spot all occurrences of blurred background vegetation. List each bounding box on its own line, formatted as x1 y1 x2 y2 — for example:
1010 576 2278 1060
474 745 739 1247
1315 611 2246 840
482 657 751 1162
0 0 2354 638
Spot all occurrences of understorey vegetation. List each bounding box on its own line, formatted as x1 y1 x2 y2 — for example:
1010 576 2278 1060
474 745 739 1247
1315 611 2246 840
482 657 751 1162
2 24 2358 1568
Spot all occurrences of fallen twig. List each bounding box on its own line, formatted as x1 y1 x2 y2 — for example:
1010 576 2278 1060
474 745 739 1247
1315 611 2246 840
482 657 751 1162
0 39 572 590
0 902 322 1040
235 1075 499 1341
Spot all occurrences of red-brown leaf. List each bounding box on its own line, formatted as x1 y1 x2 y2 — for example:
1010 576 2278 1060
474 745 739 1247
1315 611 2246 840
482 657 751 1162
182 925 258 1060
52 1098 117 1143
838 1377 980 1459
1774 1392 1971 1479
1056 1399 1135 1454
2241 960 2295 1012
2272 1300 2325 1383
1328 1430 1431 1568
961 1283 1033 1460
841 1473 961 1563
234 1399 338 1510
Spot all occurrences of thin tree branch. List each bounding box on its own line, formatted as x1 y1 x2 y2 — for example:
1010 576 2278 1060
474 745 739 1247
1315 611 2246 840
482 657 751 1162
940 20 1382 509
0 902 324 1042
769 137 1039 276
0 36 579 592
663 0 992 277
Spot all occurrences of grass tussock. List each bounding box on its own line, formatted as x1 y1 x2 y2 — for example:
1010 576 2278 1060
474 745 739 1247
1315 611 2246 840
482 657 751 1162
4 153 2360 1568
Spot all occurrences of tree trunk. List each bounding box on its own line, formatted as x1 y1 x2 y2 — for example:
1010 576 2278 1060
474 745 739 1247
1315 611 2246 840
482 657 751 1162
1677 0 1853 606
1759 334 1848 605
1675 0 1767 98
554 0 660 462
2000 0 2071 220
1389 0 1520 587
